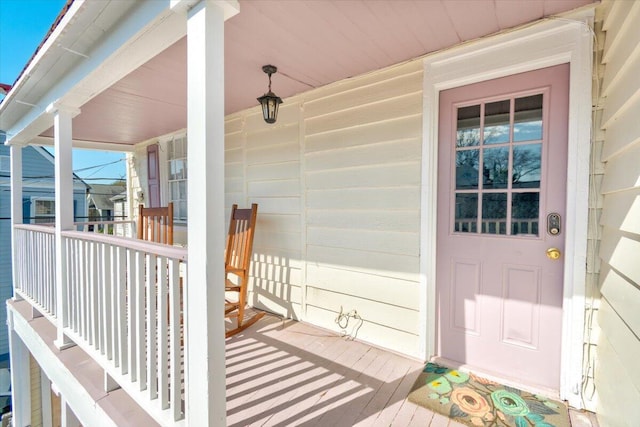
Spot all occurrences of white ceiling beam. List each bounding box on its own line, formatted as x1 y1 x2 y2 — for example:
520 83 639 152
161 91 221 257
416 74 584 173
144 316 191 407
29 135 137 152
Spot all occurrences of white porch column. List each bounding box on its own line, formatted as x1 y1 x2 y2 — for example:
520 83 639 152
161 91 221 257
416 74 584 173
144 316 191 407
174 0 238 424
10 145 23 300
40 369 53 427
47 102 79 349
61 397 81 427
7 310 31 427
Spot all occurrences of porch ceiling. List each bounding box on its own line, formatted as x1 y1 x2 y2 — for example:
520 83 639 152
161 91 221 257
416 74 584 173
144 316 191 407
36 0 595 146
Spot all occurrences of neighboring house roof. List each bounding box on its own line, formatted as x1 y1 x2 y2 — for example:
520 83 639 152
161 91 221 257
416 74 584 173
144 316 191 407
88 184 125 211
0 142 89 191
33 146 89 189
0 83 11 95
109 191 127 203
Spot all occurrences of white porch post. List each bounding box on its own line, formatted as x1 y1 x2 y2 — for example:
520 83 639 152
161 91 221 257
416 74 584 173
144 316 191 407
173 0 238 424
61 397 81 427
47 102 79 349
7 311 31 427
10 144 23 300
40 369 53 427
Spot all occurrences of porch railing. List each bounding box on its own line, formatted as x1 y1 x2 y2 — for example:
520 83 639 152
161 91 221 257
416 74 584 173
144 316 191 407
37 220 136 238
454 218 539 235
13 224 187 425
75 220 136 238
13 225 57 319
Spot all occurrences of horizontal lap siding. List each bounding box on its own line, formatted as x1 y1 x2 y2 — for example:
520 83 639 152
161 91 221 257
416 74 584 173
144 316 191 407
30 355 43 427
303 63 423 356
0 192 11 356
223 61 423 356
225 117 245 209
596 1 640 425
229 103 304 319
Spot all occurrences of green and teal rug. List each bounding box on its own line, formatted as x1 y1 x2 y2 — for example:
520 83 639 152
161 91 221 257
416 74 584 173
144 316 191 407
408 363 570 427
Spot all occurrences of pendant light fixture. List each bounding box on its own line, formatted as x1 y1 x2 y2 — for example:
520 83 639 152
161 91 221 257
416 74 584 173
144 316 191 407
257 65 283 124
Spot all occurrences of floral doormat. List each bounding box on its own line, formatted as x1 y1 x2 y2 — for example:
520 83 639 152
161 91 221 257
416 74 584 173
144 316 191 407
408 363 569 427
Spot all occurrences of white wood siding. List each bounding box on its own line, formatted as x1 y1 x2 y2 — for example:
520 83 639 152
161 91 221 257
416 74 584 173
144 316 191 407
595 1 640 425
221 61 424 355
30 354 43 427
227 104 305 320
303 66 423 355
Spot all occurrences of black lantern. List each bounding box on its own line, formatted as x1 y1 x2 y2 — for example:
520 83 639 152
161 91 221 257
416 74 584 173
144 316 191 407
257 65 283 124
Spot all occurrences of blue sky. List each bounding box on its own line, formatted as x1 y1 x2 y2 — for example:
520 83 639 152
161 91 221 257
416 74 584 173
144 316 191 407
0 0 126 184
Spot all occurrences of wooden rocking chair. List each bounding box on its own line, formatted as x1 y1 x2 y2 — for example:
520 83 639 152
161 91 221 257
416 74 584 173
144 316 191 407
137 203 177 323
137 202 174 245
225 203 264 337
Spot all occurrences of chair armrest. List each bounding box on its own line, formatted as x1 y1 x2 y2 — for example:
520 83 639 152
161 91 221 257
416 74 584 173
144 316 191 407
225 267 245 276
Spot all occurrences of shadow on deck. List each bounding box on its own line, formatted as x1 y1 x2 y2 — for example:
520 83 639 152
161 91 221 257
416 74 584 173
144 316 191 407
226 313 425 426
8 299 598 427
225 313 599 427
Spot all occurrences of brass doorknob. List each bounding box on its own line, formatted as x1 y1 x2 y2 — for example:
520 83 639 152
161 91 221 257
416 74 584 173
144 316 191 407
546 248 561 260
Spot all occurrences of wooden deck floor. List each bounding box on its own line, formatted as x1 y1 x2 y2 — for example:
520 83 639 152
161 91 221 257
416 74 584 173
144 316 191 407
10 298 598 426
225 313 599 427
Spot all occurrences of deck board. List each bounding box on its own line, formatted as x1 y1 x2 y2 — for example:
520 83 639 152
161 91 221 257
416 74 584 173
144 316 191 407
225 312 598 427
10 299 597 427
226 313 424 426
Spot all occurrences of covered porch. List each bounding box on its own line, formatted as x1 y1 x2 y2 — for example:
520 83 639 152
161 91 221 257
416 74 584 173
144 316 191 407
0 0 604 425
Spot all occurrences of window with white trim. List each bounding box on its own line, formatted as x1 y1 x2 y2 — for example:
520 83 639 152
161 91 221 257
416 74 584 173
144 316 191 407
0 155 9 173
167 135 188 222
32 197 56 224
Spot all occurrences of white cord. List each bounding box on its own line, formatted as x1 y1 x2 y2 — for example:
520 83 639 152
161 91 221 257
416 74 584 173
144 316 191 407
335 306 364 340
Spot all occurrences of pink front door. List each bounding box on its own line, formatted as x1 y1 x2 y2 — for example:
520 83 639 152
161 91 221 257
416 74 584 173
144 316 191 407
436 64 569 390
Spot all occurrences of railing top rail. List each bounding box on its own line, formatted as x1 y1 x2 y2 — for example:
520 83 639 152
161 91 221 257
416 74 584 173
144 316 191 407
75 220 135 226
61 230 188 262
14 224 56 234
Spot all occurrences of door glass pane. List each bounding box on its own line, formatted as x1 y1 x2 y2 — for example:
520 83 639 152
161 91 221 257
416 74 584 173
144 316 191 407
484 100 510 145
514 95 543 142
457 105 481 147
450 93 545 237
483 147 509 189
456 150 479 189
455 193 478 233
512 143 541 189
512 192 539 236
482 193 507 234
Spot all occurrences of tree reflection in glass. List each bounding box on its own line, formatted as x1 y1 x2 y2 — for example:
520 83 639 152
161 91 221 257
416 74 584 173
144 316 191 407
456 105 481 147
452 93 544 237
483 147 509 189
512 144 541 189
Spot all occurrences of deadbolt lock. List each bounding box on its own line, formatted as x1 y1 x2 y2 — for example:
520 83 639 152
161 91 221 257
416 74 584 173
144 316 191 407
546 248 561 260
547 213 561 235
